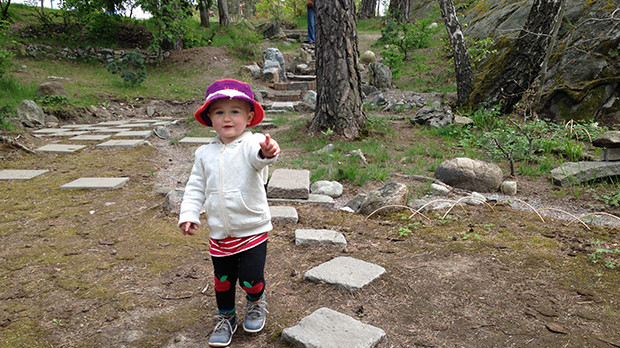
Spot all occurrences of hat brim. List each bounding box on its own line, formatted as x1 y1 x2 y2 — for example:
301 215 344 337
194 95 264 128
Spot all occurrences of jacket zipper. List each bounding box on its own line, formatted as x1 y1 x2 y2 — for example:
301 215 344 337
218 144 230 237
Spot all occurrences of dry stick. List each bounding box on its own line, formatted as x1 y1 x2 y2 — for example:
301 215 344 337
598 337 620 348
365 205 431 221
0 135 37 154
567 212 620 229
493 198 546 223
536 207 590 230
409 199 468 220
443 196 496 219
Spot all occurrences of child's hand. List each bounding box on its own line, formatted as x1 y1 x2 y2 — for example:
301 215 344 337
180 222 198 236
260 134 280 158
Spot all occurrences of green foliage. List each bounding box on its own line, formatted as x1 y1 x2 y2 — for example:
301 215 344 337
207 24 262 60
107 50 146 85
36 95 69 107
380 15 438 60
0 20 14 79
0 105 17 131
589 240 620 269
379 45 404 79
255 0 302 22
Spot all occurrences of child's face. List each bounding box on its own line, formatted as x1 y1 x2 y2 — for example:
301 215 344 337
207 98 255 144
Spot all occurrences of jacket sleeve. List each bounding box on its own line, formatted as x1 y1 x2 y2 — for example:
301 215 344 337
178 148 207 227
248 133 278 171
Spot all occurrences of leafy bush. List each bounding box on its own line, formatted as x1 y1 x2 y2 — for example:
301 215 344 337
107 50 146 85
0 20 14 79
380 45 405 79
380 15 438 60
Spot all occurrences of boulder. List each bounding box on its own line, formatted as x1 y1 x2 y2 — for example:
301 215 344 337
257 20 284 39
360 50 376 63
410 106 454 128
16 100 46 127
368 62 392 89
240 63 262 79
592 131 620 148
435 157 503 192
303 90 317 110
310 180 343 198
358 181 408 215
36 81 67 98
164 189 184 214
263 48 286 82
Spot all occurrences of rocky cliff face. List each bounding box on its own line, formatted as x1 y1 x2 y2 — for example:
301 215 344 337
410 0 619 126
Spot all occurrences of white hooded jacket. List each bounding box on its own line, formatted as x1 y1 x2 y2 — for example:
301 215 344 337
178 131 277 239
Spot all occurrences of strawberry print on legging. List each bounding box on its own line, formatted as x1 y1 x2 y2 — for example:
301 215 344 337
214 275 231 292
242 281 264 295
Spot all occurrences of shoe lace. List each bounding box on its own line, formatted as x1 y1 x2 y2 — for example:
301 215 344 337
246 300 268 318
213 314 233 333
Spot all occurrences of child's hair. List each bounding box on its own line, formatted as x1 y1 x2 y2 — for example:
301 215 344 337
194 79 265 127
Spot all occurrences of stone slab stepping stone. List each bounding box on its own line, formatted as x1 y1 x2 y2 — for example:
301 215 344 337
268 193 334 209
269 206 298 222
96 139 146 149
117 123 152 128
50 131 90 137
270 101 296 111
36 144 87 154
69 135 111 141
295 229 346 247
550 161 620 186
113 130 152 138
33 128 67 134
97 121 130 126
281 307 386 348
0 169 49 180
304 256 386 292
61 124 90 129
178 137 215 144
95 128 131 133
601 148 620 161
267 169 310 199
60 177 129 189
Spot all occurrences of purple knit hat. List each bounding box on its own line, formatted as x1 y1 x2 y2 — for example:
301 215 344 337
194 79 264 127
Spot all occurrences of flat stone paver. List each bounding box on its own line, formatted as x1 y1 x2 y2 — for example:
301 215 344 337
267 169 310 199
269 101 296 111
60 177 129 189
32 128 67 134
270 206 298 222
94 128 131 133
281 307 386 348
96 139 146 149
0 169 49 180
97 121 130 126
36 144 87 154
178 137 215 144
304 256 386 292
117 123 152 128
50 131 90 137
268 193 334 209
69 135 111 141
550 161 620 186
113 130 152 139
295 229 346 247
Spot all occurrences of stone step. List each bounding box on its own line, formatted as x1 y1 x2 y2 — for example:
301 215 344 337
295 229 346 247
0 169 49 180
273 81 316 91
272 90 302 102
267 169 310 199
303 256 386 292
281 307 386 348
60 177 129 190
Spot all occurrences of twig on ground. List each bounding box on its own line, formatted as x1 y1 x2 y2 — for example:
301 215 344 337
567 212 620 230
157 293 193 300
536 207 590 230
493 198 546 223
0 135 37 154
598 337 620 348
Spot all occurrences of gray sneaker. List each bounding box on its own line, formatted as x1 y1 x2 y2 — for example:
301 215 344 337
208 313 237 347
243 297 267 333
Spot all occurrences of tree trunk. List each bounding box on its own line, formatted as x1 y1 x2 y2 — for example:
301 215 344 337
358 0 376 19
438 0 473 106
40 0 44 15
218 0 229 26
1 0 11 19
481 0 563 114
388 0 409 22
309 0 366 139
199 0 210 27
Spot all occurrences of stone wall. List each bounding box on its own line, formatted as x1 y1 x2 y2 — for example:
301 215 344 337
17 43 169 64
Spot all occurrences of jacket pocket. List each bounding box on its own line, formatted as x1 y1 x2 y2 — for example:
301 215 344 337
206 190 267 231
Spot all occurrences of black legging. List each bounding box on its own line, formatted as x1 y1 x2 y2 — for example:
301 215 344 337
211 241 267 312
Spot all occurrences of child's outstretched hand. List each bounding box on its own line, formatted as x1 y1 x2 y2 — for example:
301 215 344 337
179 221 199 236
260 134 280 158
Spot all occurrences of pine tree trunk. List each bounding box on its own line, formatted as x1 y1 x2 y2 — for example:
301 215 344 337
358 0 376 19
218 0 229 26
388 0 409 22
309 0 366 139
199 0 210 27
438 0 473 106
482 0 563 113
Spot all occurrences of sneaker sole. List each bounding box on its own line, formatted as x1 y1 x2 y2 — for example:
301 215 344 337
243 321 265 333
208 325 237 347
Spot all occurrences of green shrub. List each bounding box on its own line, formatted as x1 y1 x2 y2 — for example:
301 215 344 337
0 20 14 79
107 50 146 85
380 15 438 60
